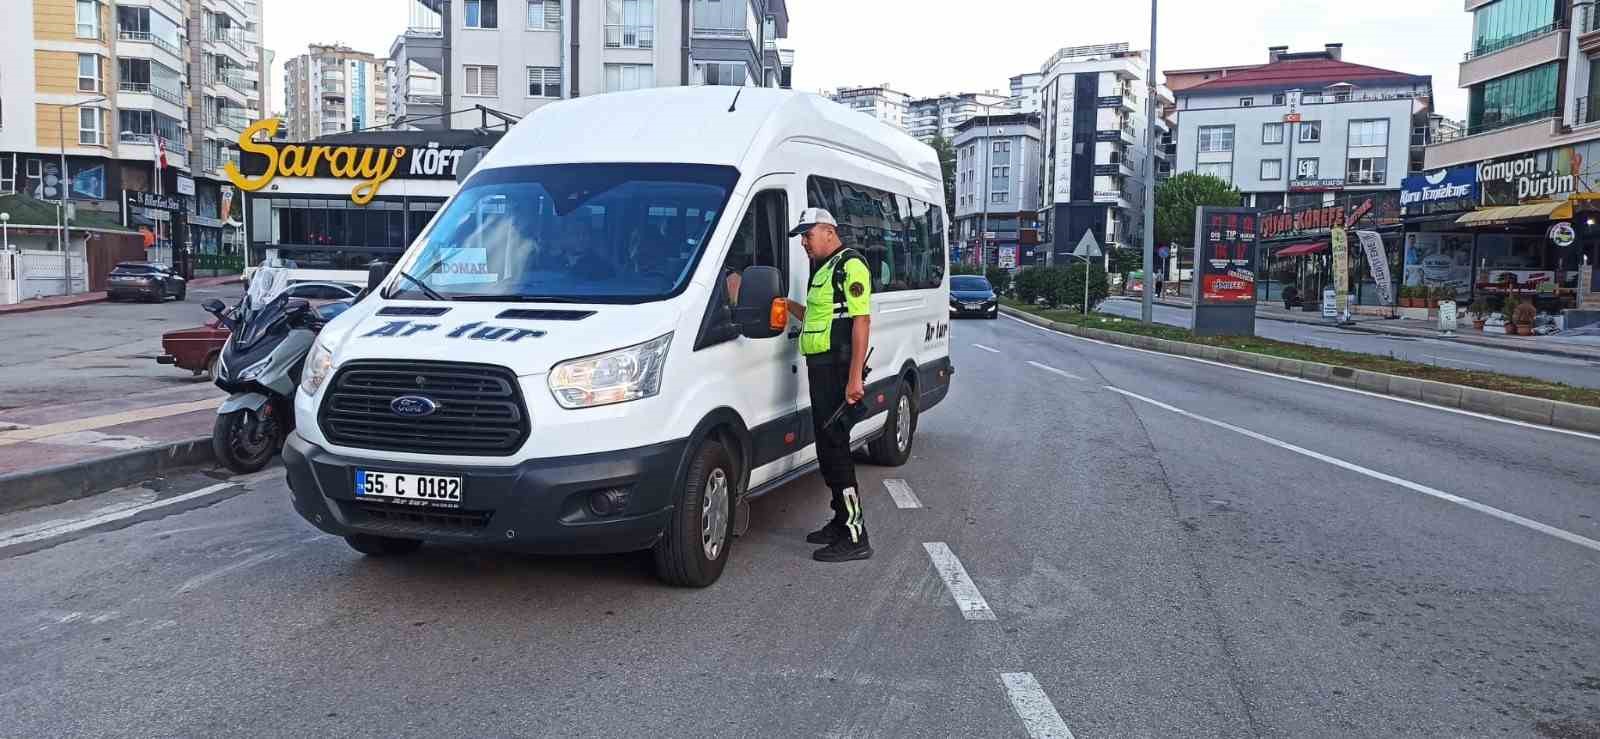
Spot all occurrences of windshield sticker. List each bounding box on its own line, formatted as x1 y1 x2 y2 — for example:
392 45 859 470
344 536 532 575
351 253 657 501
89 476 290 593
361 320 546 342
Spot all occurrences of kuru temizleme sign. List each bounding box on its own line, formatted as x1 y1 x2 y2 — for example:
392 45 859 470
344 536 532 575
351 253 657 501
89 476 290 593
226 118 476 205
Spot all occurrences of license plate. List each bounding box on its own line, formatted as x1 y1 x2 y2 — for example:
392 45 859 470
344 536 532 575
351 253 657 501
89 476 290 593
354 469 463 506
964 303 984 309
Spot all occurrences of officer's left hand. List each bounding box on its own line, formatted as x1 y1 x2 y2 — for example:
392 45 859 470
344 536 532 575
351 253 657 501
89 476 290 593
846 376 865 404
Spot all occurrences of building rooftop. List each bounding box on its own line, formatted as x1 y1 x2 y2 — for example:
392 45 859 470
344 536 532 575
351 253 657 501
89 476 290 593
1184 49 1423 93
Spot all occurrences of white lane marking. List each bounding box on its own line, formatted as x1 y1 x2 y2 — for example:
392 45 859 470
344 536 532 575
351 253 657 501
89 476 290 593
1001 314 1600 442
0 483 237 549
922 542 997 620
1026 360 1085 381
882 479 923 509
1424 354 1492 369
1106 386 1600 555
1000 672 1076 739
972 343 1001 354
0 398 221 447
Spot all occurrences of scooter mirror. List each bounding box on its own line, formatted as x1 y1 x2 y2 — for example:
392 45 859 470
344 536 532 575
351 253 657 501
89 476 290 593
201 298 226 317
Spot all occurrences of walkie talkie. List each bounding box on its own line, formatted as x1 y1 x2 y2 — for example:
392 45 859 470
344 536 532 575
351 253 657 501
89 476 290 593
823 347 875 431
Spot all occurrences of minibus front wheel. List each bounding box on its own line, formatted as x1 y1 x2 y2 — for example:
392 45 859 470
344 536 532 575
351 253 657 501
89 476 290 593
653 438 737 587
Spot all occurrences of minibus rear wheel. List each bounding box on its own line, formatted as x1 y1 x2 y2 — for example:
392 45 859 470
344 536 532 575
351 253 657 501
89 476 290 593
653 438 735 587
868 377 916 466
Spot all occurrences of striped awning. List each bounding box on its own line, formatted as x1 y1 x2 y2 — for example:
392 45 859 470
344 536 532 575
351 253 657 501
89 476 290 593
1454 200 1573 226
1273 242 1328 257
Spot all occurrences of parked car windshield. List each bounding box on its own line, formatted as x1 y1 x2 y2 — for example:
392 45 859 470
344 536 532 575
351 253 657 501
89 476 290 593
111 264 157 274
951 276 992 292
389 163 740 304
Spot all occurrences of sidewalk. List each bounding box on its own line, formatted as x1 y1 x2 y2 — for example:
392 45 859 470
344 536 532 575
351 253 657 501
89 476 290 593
0 275 242 316
0 385 221 513
1148 294 1600 362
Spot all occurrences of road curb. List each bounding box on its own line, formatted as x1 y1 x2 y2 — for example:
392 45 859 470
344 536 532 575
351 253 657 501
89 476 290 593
0 295 108 315
1144 298 1600 362
1000 305 1600 435
0 436 215 515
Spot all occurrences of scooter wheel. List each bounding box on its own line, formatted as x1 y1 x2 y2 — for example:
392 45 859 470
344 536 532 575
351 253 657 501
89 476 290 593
213 408 278 474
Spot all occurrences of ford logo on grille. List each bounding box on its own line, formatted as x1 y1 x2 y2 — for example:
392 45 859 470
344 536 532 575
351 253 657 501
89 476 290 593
390 395 439 417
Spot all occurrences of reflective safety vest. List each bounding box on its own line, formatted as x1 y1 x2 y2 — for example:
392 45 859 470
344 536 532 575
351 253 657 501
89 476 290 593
801 248 872 357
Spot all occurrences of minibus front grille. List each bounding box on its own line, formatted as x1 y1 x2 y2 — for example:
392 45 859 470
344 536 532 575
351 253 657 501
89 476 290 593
319 360 530 456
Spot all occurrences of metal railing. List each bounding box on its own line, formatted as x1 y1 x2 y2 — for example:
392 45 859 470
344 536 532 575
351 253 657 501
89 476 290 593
1467 108 1558 136
120 131 155 145
119 81 151 94
1465 22 1564 60
604 24 654 48
1576 96 1600 127
405 93 443 106
692 26 749 40
208 26 250 55
118 29 183 58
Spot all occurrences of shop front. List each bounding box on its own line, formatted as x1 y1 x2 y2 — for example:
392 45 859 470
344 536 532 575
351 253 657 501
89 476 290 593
230 122 501 283
1256 192 1404 312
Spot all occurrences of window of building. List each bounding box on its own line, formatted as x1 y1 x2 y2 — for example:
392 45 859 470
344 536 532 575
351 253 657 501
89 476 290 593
527 0 560 29
0 157 14 194
1197 125 1234 153
806 175 946 292
26 159 42 179
78 53 101 92
463 0 498 28
1272 93 1286 105
527 66 560 97
1346 157 1386 184
1260 159 1282 181
1240 97 1254 107
605 63 654 92
464 65 499 96
992 166 1009 179
1195 162 1232 182
1472 0 1557 57
694 61 748 86
1298 121 1321 143
1468 62 1558 132
1347 119 1389 147
990 191 1007 203
79 107 102 145
76 0 99 38
1295 157 1319 180
605 0 654 48
993 141 1010 153
1262 122 1284 144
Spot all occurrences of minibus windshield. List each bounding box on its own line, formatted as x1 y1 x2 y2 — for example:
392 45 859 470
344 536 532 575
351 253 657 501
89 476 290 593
390 163 740 304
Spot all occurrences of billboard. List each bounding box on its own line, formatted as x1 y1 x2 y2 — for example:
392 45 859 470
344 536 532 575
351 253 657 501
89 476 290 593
1196 207 1258 305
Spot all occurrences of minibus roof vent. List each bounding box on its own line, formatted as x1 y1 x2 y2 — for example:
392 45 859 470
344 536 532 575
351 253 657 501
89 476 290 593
377 306 452 317
495 309 597 321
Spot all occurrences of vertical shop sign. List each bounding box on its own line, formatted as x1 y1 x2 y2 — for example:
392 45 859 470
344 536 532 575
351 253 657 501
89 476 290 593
1356 230 1393 306
1331 226 1350 320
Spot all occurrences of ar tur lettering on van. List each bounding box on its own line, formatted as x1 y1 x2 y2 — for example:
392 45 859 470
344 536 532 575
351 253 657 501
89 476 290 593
360 320 547 342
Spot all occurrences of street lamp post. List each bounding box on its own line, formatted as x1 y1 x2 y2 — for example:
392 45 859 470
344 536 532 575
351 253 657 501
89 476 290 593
1141 0 1158 324
58 95 107 293
1 212 10 251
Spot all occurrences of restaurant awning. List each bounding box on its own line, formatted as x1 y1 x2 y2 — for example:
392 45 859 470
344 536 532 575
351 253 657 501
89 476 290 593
1273 242 1328 257
1454 200 1572 226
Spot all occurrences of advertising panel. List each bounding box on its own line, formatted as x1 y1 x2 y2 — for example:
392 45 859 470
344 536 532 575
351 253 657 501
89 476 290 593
1331 226 1349 317
1356 230 1394 306
1402 232 1473 300
1197 207 1257 305
1400 166 1478 215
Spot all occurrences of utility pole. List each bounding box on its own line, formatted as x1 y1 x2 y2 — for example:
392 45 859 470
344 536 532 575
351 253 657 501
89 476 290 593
979 102 993 267
59 95 106 294
1141 0 1158 324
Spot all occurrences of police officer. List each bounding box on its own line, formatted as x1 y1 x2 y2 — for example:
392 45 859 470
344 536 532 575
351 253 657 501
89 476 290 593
785 208 873 563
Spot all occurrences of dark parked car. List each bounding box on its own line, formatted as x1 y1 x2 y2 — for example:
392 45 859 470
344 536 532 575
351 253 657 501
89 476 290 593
949 275 998 319
107 262 186 302
157 282 359 377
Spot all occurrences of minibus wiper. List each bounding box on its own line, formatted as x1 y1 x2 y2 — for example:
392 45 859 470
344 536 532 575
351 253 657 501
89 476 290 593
449 294 585 304
388 270 446 301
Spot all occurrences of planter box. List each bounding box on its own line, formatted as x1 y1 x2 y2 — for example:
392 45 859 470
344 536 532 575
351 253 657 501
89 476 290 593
1398 307 1431 320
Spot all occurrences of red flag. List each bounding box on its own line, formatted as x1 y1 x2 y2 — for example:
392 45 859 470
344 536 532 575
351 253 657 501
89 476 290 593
156 137 168 171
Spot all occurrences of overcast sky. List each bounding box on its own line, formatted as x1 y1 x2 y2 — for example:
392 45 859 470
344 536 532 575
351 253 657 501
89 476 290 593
264 0 1473 119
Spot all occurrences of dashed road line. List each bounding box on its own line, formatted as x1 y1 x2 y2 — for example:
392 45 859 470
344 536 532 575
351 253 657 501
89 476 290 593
882 479 922 509
1026 360 1084 381
972 343 1001 354
1000 672 1076 739
1106 386 1600 555
922 542 996 620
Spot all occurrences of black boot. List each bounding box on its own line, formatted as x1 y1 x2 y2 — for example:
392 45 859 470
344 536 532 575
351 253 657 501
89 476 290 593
806 520 848 545
812 532 872 562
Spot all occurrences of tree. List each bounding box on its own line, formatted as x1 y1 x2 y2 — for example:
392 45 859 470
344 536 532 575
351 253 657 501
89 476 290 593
931 134 957 221
1154 172 1244 255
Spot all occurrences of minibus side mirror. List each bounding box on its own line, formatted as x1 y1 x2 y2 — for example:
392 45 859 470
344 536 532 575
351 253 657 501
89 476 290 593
456 147 490 184
735 266 784 339
366 261 393 295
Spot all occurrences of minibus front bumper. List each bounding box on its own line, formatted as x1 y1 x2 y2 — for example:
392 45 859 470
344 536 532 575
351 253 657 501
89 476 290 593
283 432 685 555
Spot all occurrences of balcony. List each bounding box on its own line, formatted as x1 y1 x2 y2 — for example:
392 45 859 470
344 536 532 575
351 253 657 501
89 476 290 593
1423 114 1557 169
118 81 186 108
605 24 655 49
116 28 183 61
692 26 750 40
1459 25 1566 89
1580 5 1600 54
405 93 443 106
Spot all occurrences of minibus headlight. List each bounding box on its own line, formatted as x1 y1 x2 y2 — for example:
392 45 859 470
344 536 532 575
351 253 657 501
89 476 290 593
300 342 335 396
548 333 673 409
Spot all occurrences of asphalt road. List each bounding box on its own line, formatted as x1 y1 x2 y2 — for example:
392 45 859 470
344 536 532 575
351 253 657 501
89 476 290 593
2 315 1598 737
0 284 243 413
1098 297 1600 389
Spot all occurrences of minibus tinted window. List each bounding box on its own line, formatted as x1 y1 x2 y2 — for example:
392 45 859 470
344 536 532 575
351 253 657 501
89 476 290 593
391 164 739 303
805 175 945 292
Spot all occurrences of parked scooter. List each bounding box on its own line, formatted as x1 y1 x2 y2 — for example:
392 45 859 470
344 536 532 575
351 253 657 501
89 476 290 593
202 267 344 473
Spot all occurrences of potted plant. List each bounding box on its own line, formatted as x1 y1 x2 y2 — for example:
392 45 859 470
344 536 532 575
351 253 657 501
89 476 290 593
1401 286 1417 308
1513 299 1537 336
1469 297 1490 330
1501 294 1519 334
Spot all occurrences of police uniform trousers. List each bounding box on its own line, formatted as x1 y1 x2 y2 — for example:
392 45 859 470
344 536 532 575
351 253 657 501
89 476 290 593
806 351 864 539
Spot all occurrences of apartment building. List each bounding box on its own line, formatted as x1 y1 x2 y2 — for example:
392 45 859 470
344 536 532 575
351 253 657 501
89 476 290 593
283 44 390 140
1036 42 1169 261
952 113 1042 266
905 91 1009 144
828 84 911 129
1 0 191 235
1173 44 1432 213
1006 72 1043 115
187 0 266 259
388 0 794 131
1417 0 1600 315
